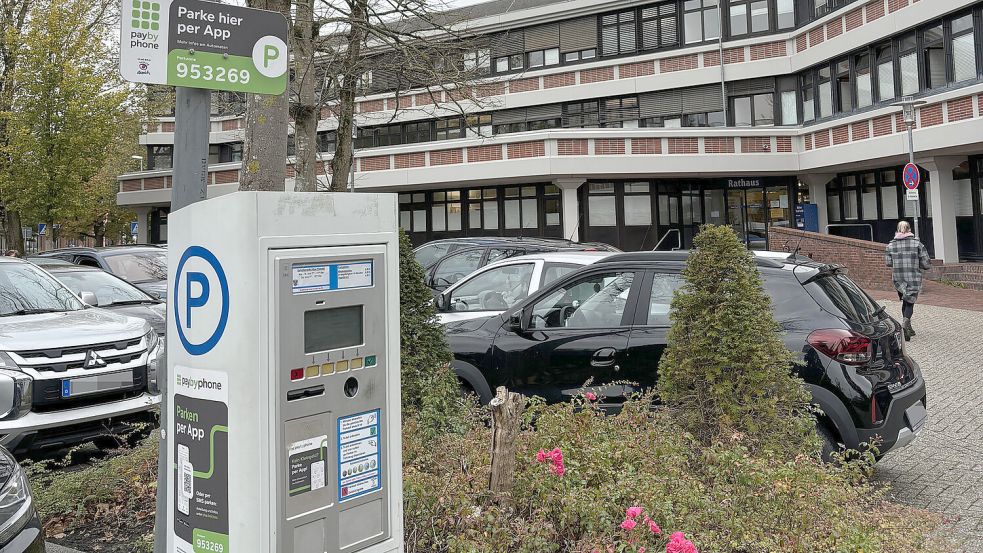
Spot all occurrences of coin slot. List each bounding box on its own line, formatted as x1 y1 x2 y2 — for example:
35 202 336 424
343 377 358 398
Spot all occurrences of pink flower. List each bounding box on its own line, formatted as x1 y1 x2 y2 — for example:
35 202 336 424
535 449 547 463
625 506 643 519
551 462 565 476
620 518 637 531
647 520 661 535
639 548 646 553
549 448 563 463
585 392 598 401
665 532 698 553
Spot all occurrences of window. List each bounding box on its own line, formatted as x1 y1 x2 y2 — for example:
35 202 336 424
462 49 490 72
404 122 432 144
952 14 977 83
923 24 945 90
317 131 336 153
601 96 639 128
529 272 635 329
842 175 859 220
855 53 872 108
835 59 853 113
588 183 617 226
563 101 600 128
448 263 535 312
482 188 499 230
432 191 462 232
875 43 896 102
504 187 539 229
729 0 768 36
647 273 684 326
563 48 596 62
898 34 918 96
601 10 637 56
623 182 652 226
527 118 561 131
776 0 794 29
880 170 899 219
398 193 427 233
542 264 580 286
494 54 523 72
684 0 720 44
641 2 678 50
818 66 832 118
801 73 815 122
544 185 561 226
495 57 509 72
528 48 560 68
813 0 828 18
682 111 726 127
376 124 401 147
468 189 482 229
732 93 773 126
432 250 484 288
435 118 464 141
148 145 172 170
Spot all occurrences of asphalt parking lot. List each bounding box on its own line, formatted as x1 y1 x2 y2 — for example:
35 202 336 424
875 301 983 552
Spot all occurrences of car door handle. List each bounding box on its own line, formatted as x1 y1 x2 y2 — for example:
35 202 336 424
591 348 617 368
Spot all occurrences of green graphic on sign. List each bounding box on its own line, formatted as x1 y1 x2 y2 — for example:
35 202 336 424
167 50 284 95
131 0 161 31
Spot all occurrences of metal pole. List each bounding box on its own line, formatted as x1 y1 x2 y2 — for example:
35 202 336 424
907 123 919 240
717 4 727 125
155 85 211 553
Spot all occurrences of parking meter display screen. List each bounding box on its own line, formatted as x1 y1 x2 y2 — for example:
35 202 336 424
304 305 364 353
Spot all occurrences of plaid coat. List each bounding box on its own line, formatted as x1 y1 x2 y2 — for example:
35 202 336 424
885 236 931 303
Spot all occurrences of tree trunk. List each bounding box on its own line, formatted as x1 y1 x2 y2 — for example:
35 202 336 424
291 0 318 192
3 209 23 254
240 0 290 192
488 386 524 503
328 0 367 193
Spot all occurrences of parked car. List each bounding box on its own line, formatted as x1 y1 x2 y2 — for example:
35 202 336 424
44 265 166 338
35 245 167 299
416 237 619 292
446 251 927 460
0 257 162 454
24 257 74 269
435 251 615 324
0 445 44 552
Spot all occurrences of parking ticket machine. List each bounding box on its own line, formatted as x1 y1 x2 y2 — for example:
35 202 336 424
165 192 402 553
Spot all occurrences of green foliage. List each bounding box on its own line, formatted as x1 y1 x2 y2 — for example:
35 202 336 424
657 225 818 457
398 230 465 435
403 397 945 553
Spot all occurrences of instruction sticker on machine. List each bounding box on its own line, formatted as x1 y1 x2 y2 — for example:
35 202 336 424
172 366 229 553
337 409 382 502
288 435 328 497
292 260 373 294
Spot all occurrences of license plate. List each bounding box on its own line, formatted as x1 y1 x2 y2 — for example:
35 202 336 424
61 371 134 398
904 402 927 432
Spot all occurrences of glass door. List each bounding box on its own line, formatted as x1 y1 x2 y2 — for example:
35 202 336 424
657 184 684 250
726 187 772 250
727 189 747 245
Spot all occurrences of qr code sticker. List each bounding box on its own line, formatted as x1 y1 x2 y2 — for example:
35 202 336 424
312 460 325 491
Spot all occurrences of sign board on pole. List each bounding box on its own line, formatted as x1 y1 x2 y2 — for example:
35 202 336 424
130 221 139 236
906 189 919 202
903 163 921 190
37 223 46 236
119 0 288 95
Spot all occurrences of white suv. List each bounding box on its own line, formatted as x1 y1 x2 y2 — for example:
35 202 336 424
0 257 162 453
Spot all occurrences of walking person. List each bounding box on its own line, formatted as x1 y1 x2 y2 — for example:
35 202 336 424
885 221 931 341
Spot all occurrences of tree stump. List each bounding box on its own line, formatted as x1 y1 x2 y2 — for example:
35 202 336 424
489 386 524 503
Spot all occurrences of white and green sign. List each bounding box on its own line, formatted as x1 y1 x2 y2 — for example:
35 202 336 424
120 0 287 95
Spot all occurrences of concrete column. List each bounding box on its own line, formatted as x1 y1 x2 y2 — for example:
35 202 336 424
133 206 152 244
799 173 835 233
554 178 586 242
922 156 962 263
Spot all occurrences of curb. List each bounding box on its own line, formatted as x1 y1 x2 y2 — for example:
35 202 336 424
46 543 87 553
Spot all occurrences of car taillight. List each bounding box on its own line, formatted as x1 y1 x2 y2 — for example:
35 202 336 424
807 329 873 365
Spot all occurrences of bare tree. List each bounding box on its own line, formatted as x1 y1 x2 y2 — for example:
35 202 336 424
289 0 494 192
240 0 291 192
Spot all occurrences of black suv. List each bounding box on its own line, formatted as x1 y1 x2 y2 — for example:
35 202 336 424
35 245 167 299
415 237 618 292
446 251 928 459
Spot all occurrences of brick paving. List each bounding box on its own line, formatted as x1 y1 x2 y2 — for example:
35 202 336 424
874 301 983 552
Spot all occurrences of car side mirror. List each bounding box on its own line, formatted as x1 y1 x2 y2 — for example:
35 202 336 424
435 292 447 311
507 309 526 333
79 291 98 306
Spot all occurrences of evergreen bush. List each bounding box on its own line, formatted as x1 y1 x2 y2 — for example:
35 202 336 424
657 225 818 456
398 230 465 434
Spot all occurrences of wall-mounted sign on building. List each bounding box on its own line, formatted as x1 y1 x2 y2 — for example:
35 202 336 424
119 0 288 95
727 178 763 189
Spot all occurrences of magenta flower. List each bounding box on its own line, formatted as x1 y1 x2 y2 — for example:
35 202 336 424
585 391 598 401
535 449 547 463
647 520 661 535
551 462 565 477
620 518 637 531
665 532 698 553
625 506 643 519
638 548 646 553
549 448 563 463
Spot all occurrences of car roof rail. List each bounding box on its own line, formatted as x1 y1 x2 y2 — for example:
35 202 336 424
595 251 785 269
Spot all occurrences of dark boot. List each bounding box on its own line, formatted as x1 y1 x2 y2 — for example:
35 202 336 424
903 318 913 341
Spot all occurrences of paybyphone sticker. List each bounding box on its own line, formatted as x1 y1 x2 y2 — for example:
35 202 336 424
292 260 373 294
288 435 328 497
337 409 382 502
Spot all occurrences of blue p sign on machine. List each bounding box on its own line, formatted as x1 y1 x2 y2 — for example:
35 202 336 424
173 245 229 356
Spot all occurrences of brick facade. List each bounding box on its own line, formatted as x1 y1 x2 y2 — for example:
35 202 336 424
359 155 391 171
749 41 786 61
741 136 771 153
826 18 844 39
580 67 614 84
866 0 885 22
919 104 944 127
667 137 698 154
704 137 735 153
509 77 541 93
507 141 546 159
558 139 589 155
873 115 894 137
776 136 792 153
619 61 655 79
809 26 825 47
704 47 745 67
429 149 463 166
631 138 662 155
660 55 698 73
394 152 426 169
851 121 871 141
359 99 384 113
214 170 238 184
887 0 908 13
832 125 850 145
845 8 864 31
467 145 503 162
594 138 626 155
544 72 576 89
947 97 974 122
768 227 893 292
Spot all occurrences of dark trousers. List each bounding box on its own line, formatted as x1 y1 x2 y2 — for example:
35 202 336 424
898 292 915 320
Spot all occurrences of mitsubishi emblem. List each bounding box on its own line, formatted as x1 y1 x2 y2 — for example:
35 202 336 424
84 350 107 369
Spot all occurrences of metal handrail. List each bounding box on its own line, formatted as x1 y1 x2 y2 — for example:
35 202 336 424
825 223 874 242
653 229 682 251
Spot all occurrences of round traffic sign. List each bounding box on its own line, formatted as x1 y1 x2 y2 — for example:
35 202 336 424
903 163 920 190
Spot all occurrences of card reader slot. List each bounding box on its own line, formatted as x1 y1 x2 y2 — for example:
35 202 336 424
287 385 325 402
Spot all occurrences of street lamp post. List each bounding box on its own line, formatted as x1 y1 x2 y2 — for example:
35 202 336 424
131 154 145 172
892 97 927 239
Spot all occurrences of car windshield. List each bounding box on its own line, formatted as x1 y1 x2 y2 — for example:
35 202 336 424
414 243 457 268
53 270 153 307
0 262 83 316
103 251 167 283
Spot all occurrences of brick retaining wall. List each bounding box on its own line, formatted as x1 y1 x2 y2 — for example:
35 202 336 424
768 227 894 291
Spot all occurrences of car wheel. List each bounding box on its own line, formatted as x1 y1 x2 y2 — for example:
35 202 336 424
817 423 842 463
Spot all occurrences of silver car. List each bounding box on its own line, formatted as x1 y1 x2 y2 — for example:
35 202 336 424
0 257 162 453
435 251 615 324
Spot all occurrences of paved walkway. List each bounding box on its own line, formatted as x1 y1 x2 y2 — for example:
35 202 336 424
868 280 983 312
874 301 983 552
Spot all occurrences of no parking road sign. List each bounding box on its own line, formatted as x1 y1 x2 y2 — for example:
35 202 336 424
903 163 920 201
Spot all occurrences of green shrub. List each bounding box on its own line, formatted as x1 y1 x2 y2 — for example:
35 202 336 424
657 225 817 457
403 397 944 553
398 230 464 434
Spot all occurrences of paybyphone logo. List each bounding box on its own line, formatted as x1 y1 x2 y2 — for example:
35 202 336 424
174 246 229 356
174 372 224 391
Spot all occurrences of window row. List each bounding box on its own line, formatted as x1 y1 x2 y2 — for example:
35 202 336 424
146 143 242 170
398 186 562 234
